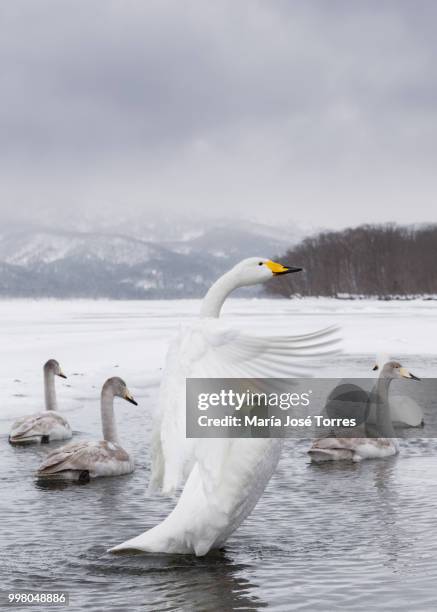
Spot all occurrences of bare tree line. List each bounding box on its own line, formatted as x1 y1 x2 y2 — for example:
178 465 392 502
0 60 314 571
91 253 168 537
266 224 437 298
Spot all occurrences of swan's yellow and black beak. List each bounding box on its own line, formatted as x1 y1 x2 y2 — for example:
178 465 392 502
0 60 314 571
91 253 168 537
265 260 302 275
372 365 378 371
399 367 421 381
58 370 67 379
124 390 138 405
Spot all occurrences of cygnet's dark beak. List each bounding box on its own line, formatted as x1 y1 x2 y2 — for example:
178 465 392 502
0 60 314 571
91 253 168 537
58 372 67 379
400 366 421 381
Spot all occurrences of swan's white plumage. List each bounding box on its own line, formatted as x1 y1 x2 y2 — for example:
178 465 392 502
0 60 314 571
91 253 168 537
111 257 340 555
152 318 339 495
112 439 282 555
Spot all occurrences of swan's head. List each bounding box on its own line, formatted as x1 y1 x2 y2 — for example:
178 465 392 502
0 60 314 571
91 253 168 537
230 257 302 287
373 360 421 381
104 377 138 405
44 359 67 379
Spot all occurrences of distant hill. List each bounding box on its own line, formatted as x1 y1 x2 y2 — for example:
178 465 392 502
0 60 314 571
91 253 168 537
266 224 437 298
0 219 301 298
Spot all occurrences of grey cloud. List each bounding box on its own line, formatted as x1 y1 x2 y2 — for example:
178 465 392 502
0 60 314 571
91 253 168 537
1 0 437 228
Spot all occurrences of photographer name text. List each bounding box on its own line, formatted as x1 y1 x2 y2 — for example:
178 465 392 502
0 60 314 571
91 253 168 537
197 414 357 428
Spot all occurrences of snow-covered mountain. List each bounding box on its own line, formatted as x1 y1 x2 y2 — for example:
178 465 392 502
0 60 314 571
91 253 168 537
0 220 303 298
0 230 167 267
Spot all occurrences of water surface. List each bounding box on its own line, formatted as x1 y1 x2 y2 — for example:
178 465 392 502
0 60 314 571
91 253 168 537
1 300 437 611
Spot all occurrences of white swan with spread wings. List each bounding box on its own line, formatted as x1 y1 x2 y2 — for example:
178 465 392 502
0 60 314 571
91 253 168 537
111 258 339 555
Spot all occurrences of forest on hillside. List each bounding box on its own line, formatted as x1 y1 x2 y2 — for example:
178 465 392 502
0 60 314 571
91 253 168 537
266 224 437 298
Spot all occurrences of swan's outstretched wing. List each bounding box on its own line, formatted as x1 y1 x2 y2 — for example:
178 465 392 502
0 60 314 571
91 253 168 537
152 319 340 494
389 395 424 426
366 395 424 427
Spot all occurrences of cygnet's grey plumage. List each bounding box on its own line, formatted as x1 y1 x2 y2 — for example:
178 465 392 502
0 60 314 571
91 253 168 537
9 359 72 445
37 377 138 481
308 360 421 462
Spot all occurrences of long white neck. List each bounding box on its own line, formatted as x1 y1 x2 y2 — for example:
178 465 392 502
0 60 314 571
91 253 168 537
101 386 119 443
375 376 396 438
44 366 57 411
200 269 243 318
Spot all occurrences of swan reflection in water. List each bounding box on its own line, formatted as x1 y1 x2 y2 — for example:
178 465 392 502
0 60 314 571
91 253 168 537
102 550 268 611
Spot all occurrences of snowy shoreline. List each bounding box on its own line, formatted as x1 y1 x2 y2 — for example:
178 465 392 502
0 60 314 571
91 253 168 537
0 297 436 426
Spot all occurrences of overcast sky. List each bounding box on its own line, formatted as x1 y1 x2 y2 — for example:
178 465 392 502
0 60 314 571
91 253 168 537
1 0 437 230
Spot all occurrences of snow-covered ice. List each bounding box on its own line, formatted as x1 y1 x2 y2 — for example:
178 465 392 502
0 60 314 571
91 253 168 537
0 297 436 428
